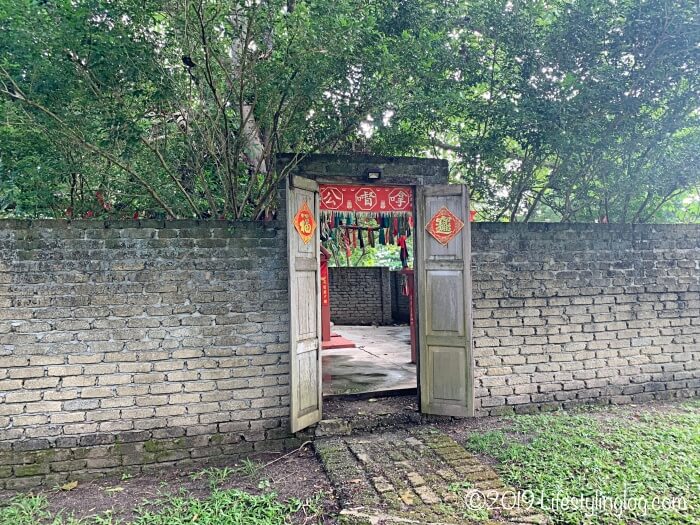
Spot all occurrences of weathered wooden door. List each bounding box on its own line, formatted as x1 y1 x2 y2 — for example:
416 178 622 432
287 175 322 432
416 184 474 417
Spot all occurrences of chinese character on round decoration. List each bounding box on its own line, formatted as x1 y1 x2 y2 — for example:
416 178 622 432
388 188 411 210
354 187 378 211
293 201 316 244
320 186 343 210
426 206 464 245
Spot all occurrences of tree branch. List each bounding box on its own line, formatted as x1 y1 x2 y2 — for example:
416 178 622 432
0 70 177 218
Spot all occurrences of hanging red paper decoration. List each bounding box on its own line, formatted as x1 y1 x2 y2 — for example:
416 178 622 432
320 184 412 213
425 206 464 246
293 201 316 244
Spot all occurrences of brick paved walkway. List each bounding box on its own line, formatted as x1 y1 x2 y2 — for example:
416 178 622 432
316 428 550 525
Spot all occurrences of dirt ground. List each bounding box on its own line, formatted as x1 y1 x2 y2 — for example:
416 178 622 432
1 444 338 524
325 395 700 468
323 392 419 419
2 396 696 523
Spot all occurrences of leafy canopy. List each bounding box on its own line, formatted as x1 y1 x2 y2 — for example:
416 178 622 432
1 0 698 223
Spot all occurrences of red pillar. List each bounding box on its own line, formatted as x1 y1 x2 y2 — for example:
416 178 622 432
320 248 331 342
400 269 417 364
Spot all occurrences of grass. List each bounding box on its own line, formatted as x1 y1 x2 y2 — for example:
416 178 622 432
189 460 261 487
133 489 305 525
1 453 326 525
237 458 262 477
189 466 235 489
465 403 700 525
0 490 327 525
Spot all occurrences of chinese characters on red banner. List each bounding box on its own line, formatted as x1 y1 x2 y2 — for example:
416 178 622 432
320 272 329 306
320 184 413 212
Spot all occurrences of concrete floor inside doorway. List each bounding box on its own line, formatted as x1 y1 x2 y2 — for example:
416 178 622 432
321 325 417 396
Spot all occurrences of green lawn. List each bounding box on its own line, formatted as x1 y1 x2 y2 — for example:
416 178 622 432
465 400 700 525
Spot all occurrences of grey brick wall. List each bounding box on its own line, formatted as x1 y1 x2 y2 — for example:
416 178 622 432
0 219 296 490
471 223 700 415
329 267 393 325
390 271 410 323
2 217 699 487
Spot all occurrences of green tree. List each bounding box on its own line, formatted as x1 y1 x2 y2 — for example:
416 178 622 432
2 0 698 223
368 0 700 223
0 0 452 218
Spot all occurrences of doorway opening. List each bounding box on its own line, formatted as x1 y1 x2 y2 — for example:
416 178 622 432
318 184 418 397
286 159 473 432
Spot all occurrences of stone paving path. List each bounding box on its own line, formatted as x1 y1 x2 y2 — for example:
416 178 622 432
316 427 550 525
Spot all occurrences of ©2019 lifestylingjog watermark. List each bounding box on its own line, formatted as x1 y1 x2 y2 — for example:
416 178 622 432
459 486 690 519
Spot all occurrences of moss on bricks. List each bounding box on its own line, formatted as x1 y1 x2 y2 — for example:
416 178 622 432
143 440 162 454
14 463 50 477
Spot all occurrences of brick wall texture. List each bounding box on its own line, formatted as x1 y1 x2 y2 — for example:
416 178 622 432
329 267 393 325
390 271 410 323
471 223 700 416
0 220 296 490
1 219 699 487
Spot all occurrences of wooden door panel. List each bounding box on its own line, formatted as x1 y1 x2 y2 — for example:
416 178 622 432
287 176 322 432
426 270 466 335
417 184 474 417
430 346 468 410
296 350 320 414
295 272 317 338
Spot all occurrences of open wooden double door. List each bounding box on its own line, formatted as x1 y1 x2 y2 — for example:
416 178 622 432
287 176 473 432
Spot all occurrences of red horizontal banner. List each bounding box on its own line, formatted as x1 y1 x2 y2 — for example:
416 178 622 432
320 184 412 212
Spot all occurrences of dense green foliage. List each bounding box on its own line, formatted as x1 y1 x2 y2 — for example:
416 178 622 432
326 243 411 269
1 0 424 219
466 405 700 524
1 1 698 221
371 0 700 222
